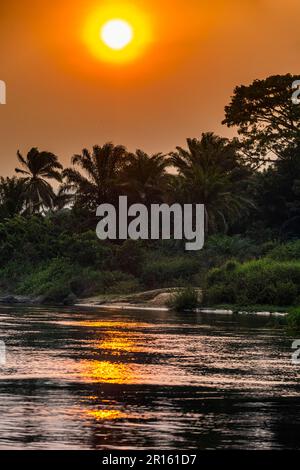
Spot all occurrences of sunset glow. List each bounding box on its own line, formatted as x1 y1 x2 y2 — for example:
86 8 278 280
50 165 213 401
83 3 151 64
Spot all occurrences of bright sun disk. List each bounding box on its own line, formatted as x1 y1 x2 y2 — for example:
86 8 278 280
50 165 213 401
83 4 151 64
101 19 133 50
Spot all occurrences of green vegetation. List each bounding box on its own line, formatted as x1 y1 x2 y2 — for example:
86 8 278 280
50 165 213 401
1 74 300 306
287 308 300 330
167 288 200 312
205 258 300 307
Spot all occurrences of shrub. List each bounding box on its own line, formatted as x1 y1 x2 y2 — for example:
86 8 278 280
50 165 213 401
224 260 239 272
57 231 114 268
43 283 73 304
204 235 268 262
0 216 56 264
116 240 145 276
204 284 236 305
205 258 300 307
70 269 139 297
15 258 140 300
141 256 199 288
0 259 32 292
206 267 227 286
275 281 298 306
268 240 300 261
167 288 200 312
287 308 300 330
16 258 76 297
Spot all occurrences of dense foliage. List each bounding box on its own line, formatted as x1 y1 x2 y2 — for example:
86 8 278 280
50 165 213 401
1 74 300 306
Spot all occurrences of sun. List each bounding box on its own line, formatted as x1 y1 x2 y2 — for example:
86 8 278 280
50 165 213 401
101 19 133 51
83 4 151 64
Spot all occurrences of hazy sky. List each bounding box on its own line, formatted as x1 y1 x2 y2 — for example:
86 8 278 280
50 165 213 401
0 0 299 175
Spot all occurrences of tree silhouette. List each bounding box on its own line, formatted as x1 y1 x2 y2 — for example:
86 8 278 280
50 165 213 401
170 133 253 233
62 143 129 211
223 74 300 165
120 150 170 205
0 177 25 219
15 148 63 214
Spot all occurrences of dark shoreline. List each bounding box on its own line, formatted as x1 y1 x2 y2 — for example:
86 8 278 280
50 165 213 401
0 292 289 317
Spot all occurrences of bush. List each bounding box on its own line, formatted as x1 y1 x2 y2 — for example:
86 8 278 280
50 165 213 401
15 259 140 300
287 308 300 329
275 281 298 306
205 258 300 307
204 235 271 262
43 283 73 304
116 240 145 276
79 270 140 296
141 256 199 288
57 231 114 268
268 240 300 261
205 284 236 305
0 259 32 292
16 258 76 297
167 288 200 312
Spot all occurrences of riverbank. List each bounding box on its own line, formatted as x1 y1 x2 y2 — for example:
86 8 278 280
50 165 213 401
74 290 289 317
0 288 181 308
0 289 294 321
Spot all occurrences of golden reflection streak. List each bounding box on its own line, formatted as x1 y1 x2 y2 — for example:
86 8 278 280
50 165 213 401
98 332 143 354
81 325 138 420
86 409 128 420
81 359 136 384
79 321 141 384
60 321 150 329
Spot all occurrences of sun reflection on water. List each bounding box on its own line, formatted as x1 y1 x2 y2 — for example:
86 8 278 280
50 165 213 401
85 409 128 420
81 359 136 384
97 332 143 354
80 323 140 384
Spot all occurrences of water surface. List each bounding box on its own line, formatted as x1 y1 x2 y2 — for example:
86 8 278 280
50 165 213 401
0 307 299 449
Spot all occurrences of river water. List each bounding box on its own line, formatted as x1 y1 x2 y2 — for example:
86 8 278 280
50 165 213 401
0 306 299 450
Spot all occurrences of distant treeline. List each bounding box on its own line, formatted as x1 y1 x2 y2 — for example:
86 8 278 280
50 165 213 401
1 73 300 308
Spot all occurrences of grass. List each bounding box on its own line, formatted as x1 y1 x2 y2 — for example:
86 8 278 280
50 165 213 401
287 307 300 330
205 258 300 307
167 288 200 312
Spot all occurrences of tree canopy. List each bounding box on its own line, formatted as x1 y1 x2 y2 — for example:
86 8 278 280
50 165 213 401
223 74 300 165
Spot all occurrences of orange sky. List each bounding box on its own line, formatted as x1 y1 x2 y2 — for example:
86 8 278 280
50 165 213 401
0 0 300 175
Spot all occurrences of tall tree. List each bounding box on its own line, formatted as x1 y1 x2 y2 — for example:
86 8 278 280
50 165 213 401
250 143 300 238
0 177 25 219
170 133 253 233
62 143 129 211
119 150 170 205
223 74 300 165
15 148 63 214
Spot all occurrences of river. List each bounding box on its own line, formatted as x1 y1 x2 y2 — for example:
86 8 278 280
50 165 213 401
0 306 299 449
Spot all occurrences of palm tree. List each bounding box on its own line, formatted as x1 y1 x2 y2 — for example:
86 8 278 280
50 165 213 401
0 177 25 219
15 148 63 214
52 186 73 212
119 150 170 205
170 133 253 233
62 143 128 210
